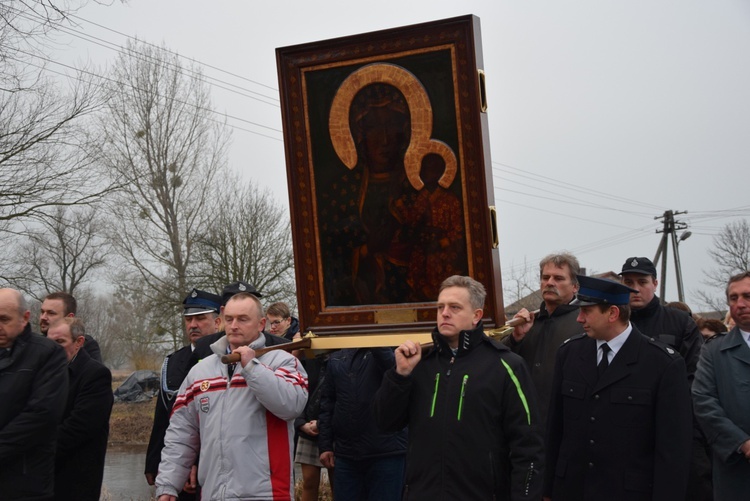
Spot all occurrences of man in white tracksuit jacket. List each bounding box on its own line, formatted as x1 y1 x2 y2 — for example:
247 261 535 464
156 292 308 501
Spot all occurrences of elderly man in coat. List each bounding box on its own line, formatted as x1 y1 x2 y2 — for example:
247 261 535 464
693 271 750 499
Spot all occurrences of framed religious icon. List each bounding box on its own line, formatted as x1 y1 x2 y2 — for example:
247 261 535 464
277 14 504 336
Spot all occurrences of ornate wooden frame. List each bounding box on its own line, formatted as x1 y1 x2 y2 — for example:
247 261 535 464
276 15 504 336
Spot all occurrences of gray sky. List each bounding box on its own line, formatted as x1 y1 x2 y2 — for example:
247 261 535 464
51 0 750 309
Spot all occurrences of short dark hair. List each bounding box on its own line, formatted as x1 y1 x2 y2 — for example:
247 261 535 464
539 252 580 285
665 301 693 317
439 275 486 310
696 317 728 335
44 292 77 316
726 271 750 300
266 302 290 319
595 302 631 323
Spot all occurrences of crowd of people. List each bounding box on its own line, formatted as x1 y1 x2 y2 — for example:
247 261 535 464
1 253 748 500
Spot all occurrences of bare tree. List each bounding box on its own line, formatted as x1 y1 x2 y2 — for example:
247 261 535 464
0 205 111 299
83 279 176 369
697 219 750 312
193 174 296 308
96 39 230 346
1 1 112 228
502 259 540 315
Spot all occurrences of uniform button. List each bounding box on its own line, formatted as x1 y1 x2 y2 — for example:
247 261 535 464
590 416 596 422
627 395 633 400
594 394 600 400
589 439 595 445
569 388 574 392
535 362 541 367
588 462 594 468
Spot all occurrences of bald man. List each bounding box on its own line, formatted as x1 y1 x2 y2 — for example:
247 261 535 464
0 288 68 500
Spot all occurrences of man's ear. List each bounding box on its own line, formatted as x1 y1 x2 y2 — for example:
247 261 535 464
472 308 483 325
66 312 75 318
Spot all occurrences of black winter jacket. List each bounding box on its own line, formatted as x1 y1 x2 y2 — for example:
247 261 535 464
0 324 68 500
374 322 545 501
630 296 703 381
504 301 582 425
318 348 407 460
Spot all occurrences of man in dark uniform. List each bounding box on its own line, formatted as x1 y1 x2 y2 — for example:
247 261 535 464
145 288 222 499
545 275 692 501
620 256 710 500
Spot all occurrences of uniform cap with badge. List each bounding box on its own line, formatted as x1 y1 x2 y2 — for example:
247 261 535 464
571 275 638 306
221 280 263 305
619 256 657 278
183 289 222 316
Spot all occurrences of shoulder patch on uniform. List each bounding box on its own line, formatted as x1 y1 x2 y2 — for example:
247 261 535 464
647 337 680 357
563 333 587 344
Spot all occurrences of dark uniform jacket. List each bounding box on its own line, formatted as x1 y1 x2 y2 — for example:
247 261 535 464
55 348 113 501
692 327 750 498
544 327 693 501
630 295 703 381
375 322 545 501
504 302 582 425
0 324 68 501
145 344 195 477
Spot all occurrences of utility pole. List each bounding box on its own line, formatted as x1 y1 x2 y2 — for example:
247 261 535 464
653 210 691 303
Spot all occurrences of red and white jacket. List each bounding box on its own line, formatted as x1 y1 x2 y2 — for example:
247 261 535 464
155 334 308 500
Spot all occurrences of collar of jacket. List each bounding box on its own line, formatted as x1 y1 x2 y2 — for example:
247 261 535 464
431 321 485 356
631 295 661 319
538 300 579 320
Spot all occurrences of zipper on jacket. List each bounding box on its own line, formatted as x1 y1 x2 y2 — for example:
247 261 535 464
430 372 440 417
446 356 455 377
457 374 468 421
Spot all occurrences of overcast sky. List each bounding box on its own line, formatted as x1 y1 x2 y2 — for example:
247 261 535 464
49 0 750 309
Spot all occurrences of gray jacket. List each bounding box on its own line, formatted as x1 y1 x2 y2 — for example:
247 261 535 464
692 327 750 498
155 334 308 500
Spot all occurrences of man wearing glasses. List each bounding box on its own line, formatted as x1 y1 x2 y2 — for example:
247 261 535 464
265 302 300 340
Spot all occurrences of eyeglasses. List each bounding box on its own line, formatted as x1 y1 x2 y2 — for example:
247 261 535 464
267 318 288 327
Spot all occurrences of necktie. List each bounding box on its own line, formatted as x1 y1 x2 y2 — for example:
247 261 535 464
227 362 235 379
598 343 611 378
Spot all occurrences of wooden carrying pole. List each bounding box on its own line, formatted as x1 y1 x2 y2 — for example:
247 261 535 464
220 310 537 364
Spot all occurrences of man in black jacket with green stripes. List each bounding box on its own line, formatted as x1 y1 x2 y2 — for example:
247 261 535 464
375 275 544 500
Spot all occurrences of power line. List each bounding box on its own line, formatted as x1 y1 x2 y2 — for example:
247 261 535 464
494 173 655 217
68 12 279 92
7 4 281 107
493 160 665 212
3 47 284 141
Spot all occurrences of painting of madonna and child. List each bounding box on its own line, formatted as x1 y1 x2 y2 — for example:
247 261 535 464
277 15 504 333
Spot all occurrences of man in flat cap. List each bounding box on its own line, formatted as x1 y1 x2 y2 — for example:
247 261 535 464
620 257 710 500
620 257 703 379
145 288 222 499
544 275 692 501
